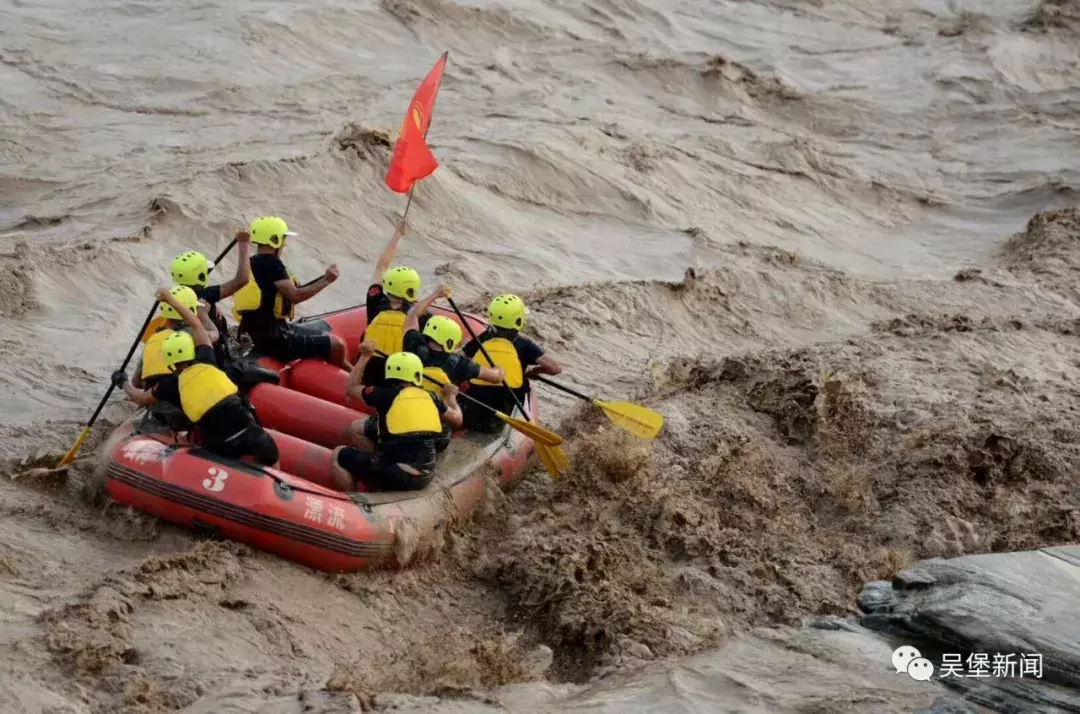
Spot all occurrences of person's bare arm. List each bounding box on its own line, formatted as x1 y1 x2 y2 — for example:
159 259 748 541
197 303 219 344
157 288 210 348
477 365 506 383
216 229 252 299
274 263 338 304
346 342 375 401
440 384 463 429
525 354 562 379
370 221 407 287
439 386 463 428
122 380 159 406
405 283 448 333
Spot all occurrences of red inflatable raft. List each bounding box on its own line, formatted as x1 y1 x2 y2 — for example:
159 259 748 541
105 304 536 572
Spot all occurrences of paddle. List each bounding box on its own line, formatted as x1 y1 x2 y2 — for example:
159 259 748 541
371 349 563 447
57 237 240 467
531 375 664 440
445 297 568 477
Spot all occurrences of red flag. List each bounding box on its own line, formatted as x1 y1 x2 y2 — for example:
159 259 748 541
385 52 448 194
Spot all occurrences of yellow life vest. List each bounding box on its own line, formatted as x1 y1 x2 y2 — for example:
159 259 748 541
470 337 523 388
232 272 296 321
140 328 178 380
365 309 406 355
385 386 441 436
421 365 450 395
178 363 239 422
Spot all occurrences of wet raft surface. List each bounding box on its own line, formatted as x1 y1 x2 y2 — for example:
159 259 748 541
357 430 496 504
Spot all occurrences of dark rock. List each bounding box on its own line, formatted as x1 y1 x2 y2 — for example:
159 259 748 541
862 545 1080 711
893 569 937 590
858 580 893 613
915 695 979 714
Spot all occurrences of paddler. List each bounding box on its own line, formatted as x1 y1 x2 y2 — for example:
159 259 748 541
400 283 505 451
331 346 462 492
359 220 433 386
461 294 562 432
128 285 219 428
116 287 280 467
168 227 251 368
232 216 351 370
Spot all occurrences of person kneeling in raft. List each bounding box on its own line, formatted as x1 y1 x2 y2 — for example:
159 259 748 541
168 226 251 369
331 346 462 493
129 285 219 430
401 282 505 453
116 288 280 467
232 216 351 371
358 220 434 387
461 294 562 432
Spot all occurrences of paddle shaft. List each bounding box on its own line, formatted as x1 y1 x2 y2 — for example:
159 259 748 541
82 238 240 431
445 297 529 420
531 374 593 403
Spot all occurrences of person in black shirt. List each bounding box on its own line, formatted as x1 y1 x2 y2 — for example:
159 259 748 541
116 287 279 466
232 216 351 370
331 347 462 492
168 227 251 367
400 285 506 451
131 286 218 390
462 294 562 432
359 220 433 386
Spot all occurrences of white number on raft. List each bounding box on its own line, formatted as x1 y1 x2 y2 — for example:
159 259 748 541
202 467 229 492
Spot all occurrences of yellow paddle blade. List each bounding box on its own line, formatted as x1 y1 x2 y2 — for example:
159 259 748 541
536 444 561 479
547 444 570 472
535 444 570 479
595 400 663 440
140 315 168 344
57 426 91 467
495 411 563 446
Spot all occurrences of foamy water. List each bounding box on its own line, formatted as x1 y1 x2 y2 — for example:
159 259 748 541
1 0 1079 709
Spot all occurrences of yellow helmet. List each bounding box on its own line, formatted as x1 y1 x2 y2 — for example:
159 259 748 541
249 216 296 249
162 331 196 371
385 351 424 387
158 285 199 321
170 250 212 288
382 266 421 301
422 315 463 352
488 294 528 330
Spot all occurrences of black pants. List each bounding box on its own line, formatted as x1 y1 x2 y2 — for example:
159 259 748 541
336 447 433 491
200 397 279 465
254 323 333 363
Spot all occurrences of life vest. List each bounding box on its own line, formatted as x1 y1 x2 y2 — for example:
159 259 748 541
384 386 441 436
141 328 178 380
421 365 450 395
231 272 296 321
365 309 406 355
178 363 239 423
470 337 524 388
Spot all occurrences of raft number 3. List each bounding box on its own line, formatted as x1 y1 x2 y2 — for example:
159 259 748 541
203 467 229 492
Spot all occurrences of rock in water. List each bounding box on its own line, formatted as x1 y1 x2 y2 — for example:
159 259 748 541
860 545 1080 712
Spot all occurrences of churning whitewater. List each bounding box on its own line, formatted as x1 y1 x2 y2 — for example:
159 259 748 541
2 0 1080 711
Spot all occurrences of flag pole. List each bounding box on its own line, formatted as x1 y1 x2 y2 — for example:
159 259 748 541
401 185 417 223
398 51 448 225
